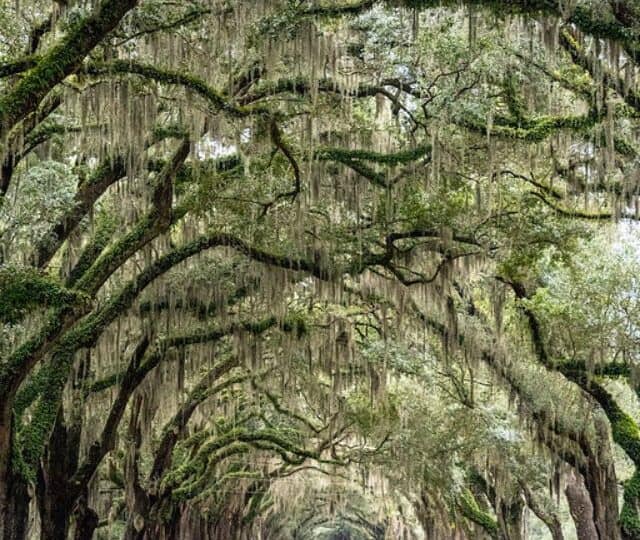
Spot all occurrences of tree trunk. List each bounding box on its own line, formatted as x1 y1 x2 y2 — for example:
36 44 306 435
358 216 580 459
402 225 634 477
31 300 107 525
0 411 30 540
73 494 99 540
520 481 564 540
580 417 621 540
499 498 524 540
565 470 599 540
1 469 31 540
123 397 150 540
36 410 74 540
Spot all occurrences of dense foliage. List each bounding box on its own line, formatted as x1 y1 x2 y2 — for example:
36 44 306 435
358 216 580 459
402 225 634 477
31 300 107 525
2 1 640 539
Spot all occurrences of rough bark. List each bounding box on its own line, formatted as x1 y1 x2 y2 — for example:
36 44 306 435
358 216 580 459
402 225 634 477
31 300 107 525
580 418 621 540
566 470 600 540
122 396 149 540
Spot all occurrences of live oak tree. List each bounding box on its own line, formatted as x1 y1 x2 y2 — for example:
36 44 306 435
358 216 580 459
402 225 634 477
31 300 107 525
3 1 640 539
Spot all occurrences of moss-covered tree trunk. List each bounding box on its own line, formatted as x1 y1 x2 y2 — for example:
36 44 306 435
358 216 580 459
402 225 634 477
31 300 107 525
0 0 139 534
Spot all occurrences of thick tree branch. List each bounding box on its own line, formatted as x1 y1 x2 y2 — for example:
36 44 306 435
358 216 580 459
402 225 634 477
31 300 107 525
0 0 139 140
85 60 268 118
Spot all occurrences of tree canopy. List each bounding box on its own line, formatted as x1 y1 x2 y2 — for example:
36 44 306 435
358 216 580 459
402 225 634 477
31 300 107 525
2 1 640 539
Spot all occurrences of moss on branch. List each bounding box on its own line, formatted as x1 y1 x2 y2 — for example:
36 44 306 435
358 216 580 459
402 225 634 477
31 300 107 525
316 144 431 166
66 215 117 286
315 145 431 187
35 156 126 268
0 267 80 323
13 231 321 472
461 110 599 142
0 0 138 137
85 61 268 118
73 139 189 294
457 488 499 538
621 470 640 538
